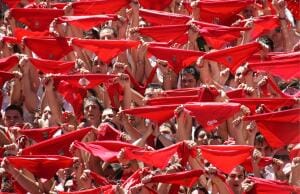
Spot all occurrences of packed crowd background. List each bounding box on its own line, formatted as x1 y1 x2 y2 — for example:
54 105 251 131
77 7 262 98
0 0 299 193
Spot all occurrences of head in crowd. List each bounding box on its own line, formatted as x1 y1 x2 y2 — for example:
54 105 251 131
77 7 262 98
226 165 246 194
180 66 200 88
83 96 104 128
3 104 23 127
99 26 117 40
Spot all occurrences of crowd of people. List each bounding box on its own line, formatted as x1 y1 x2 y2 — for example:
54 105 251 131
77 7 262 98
0 0 299 193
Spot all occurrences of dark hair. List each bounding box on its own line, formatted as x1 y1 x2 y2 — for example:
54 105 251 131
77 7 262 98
181 66 200 81
83 96 104 113
258 36 274 52
84 27 100 39
5 104 23 118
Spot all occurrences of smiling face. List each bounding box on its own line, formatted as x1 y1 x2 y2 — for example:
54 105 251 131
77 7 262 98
226 166 245 194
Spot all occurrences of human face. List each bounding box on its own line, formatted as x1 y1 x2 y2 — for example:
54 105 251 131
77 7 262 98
226 167 245 194
4 110 23 127
100 28 115 40
255 141 273 157
102 108 115 123
92 58 108 74
84 101 102 127
196 130 208 145
181 73 197 88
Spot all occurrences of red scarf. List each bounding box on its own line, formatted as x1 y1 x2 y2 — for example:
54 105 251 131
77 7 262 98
56 15 117 31
245 108 300 148
10 8 64 31
71 0 130 15
139 0 173 10
149 169 204 187
29 58 75 74
242 156 273 173
239 15 279 40
97 123 122 141
198 26 250 49
138 24 189 42
0 55 19 71
139 8 191 25
19 127 60 143
147 46 204 73
72 39 139 64
195 145 254 174
14 28 50 43
21 127 91 156
202 42 262 73
183 102 241 132
270 51 300 60
23 37 73 60
248 176 300 194
197 0 254 25
229 98 296 113
1 36 18 44
58 187 103 194
287 0 300 20
248 58 300 81
73 140 140 162
7 155 73 179
124 142 182 169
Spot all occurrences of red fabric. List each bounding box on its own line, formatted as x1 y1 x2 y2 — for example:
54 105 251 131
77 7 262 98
287 0 300 20
202 42 262 74
122 168 150 190
183 102 241 132
71 0 130 15
197 145 254 174
150 169 204 187
90 171 110 185
122 104 179 124
10 8 64 31
229 98 296 113
0 55 19 71
139 8 191 25
245 108 300 148
0 71 14 86
57 15 117 31
226 89 246 99
55 81 85 121
248 176 300 194
147 87 219 105
197 0 254 25
29 58 75 74
21 127 91 156
53 73 117 89
241 156 273 172
270 51 300 60
248 58 300 81
163 87 218 98
198 26 250 49
124 143 182 169
240 15 279 40
23 37 73 60
138 25 189 43
7 155 73 179
97 123 122 141
290 146 300 160
19 127 60 143
147 46 204 73
59 187 102 194
73 140 139 162
139 0 173 10
1 36 18 44
146 95 202 106
3 0 33 8
72 39 139 64
14 28 50 43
